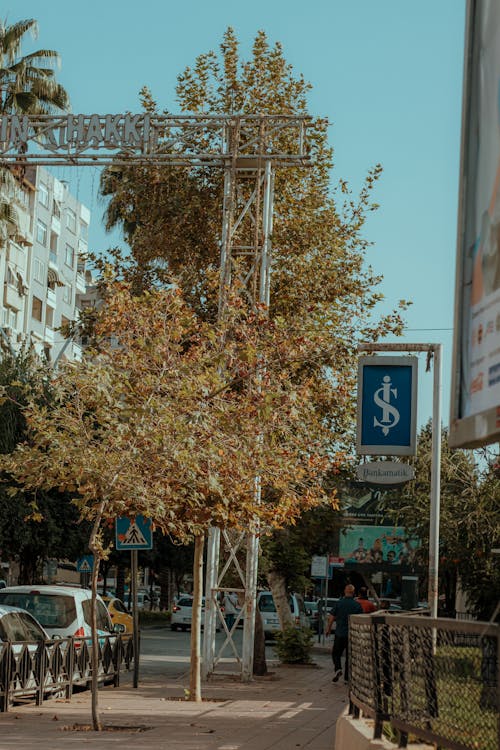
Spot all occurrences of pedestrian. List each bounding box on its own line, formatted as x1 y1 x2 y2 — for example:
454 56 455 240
325 584 363 684
356 586 377 614
223 591 239 631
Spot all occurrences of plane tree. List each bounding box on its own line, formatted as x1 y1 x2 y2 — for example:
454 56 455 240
380 424 500 619
0 347 88 583
97 28 407 618
0 278 343 726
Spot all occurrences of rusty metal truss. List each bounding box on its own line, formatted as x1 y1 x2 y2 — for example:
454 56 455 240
0 113 310 167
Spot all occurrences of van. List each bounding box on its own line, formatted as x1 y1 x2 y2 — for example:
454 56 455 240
257 591 309 639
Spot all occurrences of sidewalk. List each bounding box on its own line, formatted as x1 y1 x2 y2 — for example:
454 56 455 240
0 645 348 750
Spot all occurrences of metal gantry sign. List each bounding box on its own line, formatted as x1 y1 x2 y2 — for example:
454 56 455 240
0 113 309 167
1 111 310 682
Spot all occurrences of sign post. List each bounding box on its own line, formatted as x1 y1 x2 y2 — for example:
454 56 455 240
116 516 153 688
358 343 442 621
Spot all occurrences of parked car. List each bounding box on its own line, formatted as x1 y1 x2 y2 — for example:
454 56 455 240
257 592 309 639
0 604 64 702
170 596 222 632
0 585 117 640
304 600 319 632
127 590 156 611
102 596 133 633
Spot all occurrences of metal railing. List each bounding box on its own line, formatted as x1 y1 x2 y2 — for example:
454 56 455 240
348 612 499 750
0 633 134 711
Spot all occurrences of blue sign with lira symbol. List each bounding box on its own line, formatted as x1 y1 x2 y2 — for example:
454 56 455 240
357 356 418 456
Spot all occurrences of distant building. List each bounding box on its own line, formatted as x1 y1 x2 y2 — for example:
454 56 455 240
0 166 93 362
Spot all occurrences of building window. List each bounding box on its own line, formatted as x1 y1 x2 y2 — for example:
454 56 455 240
36 219 47 246
47 268 58 291
38 182 49 208
52 200 61 219
33 258 45 283
62 285 72 304
45 306 54 329
65 244 74 268
79 221 88 241
6 266 15 286
50 232 58 253
32 296 43 322
66 208 77 233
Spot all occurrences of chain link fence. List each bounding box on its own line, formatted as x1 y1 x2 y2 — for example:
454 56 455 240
349 612 499 750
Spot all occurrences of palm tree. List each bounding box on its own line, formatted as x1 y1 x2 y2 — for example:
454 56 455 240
0 18 70 243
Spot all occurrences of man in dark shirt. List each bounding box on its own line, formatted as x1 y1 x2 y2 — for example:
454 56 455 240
325 584 363 683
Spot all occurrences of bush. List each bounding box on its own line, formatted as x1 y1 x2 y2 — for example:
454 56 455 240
273 625 314 664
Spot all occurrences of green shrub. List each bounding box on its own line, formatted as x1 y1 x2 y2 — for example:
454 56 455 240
274 625 314 664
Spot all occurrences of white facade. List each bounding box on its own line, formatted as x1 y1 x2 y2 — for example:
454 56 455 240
0 166 91 363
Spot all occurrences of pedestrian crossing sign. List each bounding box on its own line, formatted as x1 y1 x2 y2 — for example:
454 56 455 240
115 515 153 550
76 555 94 573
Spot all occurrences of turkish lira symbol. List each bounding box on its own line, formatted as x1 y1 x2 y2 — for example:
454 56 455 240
373 375 400 436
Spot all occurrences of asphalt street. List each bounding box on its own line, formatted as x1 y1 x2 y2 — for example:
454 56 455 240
139 626 281 680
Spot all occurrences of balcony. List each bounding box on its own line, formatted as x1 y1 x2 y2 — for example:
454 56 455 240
49 251 58 268
46 287 56 305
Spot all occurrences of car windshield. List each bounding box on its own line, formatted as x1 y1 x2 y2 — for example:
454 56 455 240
258 594 295 613
0 592 76 628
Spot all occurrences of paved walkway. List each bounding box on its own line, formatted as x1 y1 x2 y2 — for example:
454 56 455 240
0 645 348 750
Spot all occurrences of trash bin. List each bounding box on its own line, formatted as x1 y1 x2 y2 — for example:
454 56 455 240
401 575 419 610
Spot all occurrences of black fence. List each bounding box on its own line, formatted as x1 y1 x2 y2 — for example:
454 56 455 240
0 633 134 711
348 612 499 750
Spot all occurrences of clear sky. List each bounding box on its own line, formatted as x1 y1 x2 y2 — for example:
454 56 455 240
13 0 467 426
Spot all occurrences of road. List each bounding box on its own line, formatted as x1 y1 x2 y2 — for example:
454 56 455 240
138 626 279 680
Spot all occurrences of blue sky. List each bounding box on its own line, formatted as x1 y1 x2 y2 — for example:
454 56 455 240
14 0 467 426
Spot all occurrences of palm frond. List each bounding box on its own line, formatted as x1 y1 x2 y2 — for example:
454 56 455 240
0 19 38 64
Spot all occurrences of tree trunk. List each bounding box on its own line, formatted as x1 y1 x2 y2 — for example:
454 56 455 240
116 563 126 602
253 603 267 676
268 570 293 629
189 533 204 702
88 505 105 731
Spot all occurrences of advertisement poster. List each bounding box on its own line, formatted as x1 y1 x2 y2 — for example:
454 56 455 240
451 0 500 446
339 525 420 566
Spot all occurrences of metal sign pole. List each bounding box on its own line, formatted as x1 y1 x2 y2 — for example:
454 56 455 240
357 342 442 619
428 344 442 620
131 549 139 688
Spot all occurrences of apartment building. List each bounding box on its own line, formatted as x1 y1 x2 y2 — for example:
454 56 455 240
1 166 91 362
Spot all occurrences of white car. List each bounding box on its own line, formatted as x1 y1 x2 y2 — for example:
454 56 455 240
0 604 64 702
257 592 309 639
170 596 222 632
0 584 115 640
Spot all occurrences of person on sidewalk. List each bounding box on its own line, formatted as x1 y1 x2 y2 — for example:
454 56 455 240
356 586 377 614
223 591 239 631
325 584 362 684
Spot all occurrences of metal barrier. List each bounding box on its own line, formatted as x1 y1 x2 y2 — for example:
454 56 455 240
0 633 134 711
348 612 499 750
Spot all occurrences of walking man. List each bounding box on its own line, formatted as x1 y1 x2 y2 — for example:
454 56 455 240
223 591 239 631
356 586 377 613
325 584 362 684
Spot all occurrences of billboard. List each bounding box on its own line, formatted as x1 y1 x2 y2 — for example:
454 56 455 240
451 0 500 447
339 525 420 566
357 356 418 455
